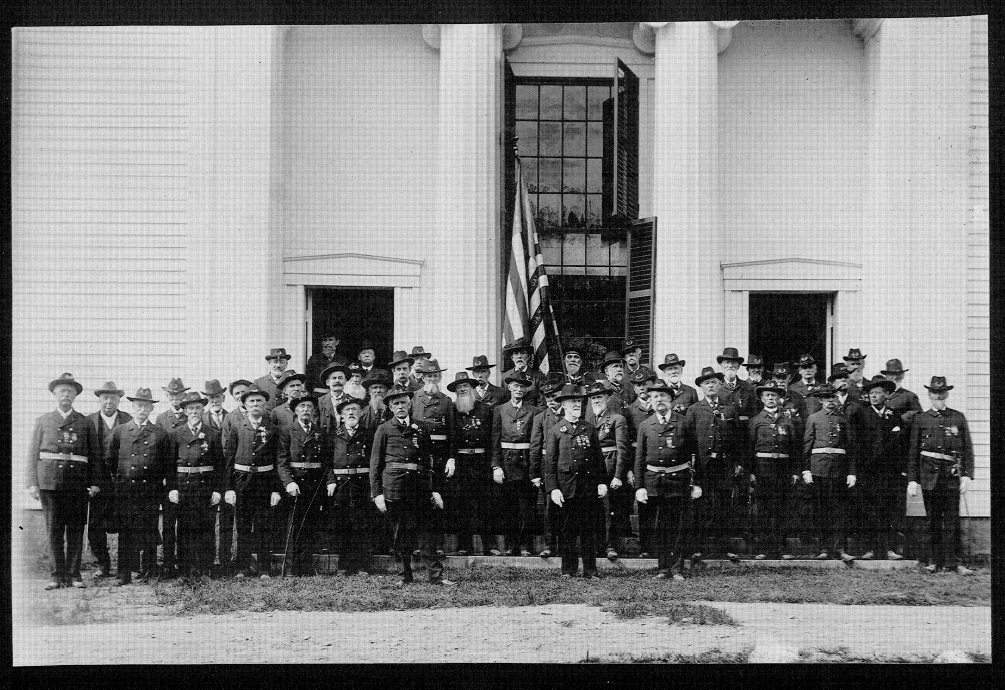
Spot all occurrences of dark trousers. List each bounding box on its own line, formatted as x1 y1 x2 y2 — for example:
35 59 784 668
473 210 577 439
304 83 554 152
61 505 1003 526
500 479 536 552
329 477 373 574
788 480 816 539
922 480 961 569
558 495 603 575
636 499 655 555
161 501 178 572
86 493 111 572
177 497 216 576
541 487 560 553
855 474 903 556
217 502 235 570
812 476 846 554
692 481 731 556
651 495 690 573
235 486 274 574
754 475 789 557
116 529 136 581
39 490 88 582
386 496 444 582
451 472 493 554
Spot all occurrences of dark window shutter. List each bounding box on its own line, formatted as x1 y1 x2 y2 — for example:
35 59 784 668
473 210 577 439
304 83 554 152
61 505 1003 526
615 59 640 220
625 218 657 366
504 58 517 254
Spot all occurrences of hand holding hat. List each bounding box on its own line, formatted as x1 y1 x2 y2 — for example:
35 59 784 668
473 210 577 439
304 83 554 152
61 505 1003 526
225 490 237 505
270 492 281 507
597 484 608 499
635 488 648 504
493 467 505 484
802 470 814 485
374 494 387 513
210 492 221 506
846 475 857 488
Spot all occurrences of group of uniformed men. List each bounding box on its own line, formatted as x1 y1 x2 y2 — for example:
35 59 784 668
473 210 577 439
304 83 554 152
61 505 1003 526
27 335 976 589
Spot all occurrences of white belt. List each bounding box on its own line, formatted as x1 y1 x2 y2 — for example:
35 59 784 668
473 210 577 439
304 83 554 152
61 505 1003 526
429 434 448 441
332 467 369 475
647 462 690 474
40 452 88 463
234 463 275 472
501 442 530 450
177 465 214 474
811 448 846 455
457 448 486 454
709 452 720 458
631 442 637 448
388 462 420 471
738 416 750 421
756 452 789 458
291 462 322 469
921 451 955 461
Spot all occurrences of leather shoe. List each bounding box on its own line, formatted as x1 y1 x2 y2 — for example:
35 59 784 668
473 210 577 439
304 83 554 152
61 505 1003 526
456 550 469 557
955 565 975 576
781 554 795 560
672 573 685 582
638 552 650 559
259 574 271 580
539 549 552 559
606 549 618 561
726 552 741 563
70 579 85 588
815 552 829 560
561 573 574 579
924 563 938 573
754 553 766 560
654 571 668 580
586 574 601 581
114 578 131 587
839 551 856 563
44 580 62 590
489 548 503 556
433 578 458 587
887 551 904 560
520 549 532 557
859 551 875 560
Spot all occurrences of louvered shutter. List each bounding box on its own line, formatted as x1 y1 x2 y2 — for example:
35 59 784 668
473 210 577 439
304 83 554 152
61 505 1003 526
625 218 657 365
602 60 639 226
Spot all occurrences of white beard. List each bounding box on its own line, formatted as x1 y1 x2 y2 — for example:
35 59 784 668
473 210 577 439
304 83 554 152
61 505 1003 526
591 401 607 417
455 391 476 414
344 381 367 400
423 381 441 395
370 395 386 412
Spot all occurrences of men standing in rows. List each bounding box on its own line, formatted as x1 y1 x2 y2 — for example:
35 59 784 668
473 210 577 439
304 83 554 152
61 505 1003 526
543 385 608 579
370 385 455 586
411 358 453 556
491 370 540 556
561 344 589 386
156 378 189 433
218 379 250 574
318 362 352 432
359 369 393 436
28 373 102 590
618 339 644 404
624 367 658 557
270 370 307 429
104 388 170 585
748 382 800 560
529 373 568 558
407 346 433 392
86 381 132 579
880 359 923 422
634 380 692 580
467 355 510 408
446 371 495 556
166 391 226 579
201 380 230 434
843 348 868 403
328 396 376 576
851 376 907 560
790 355 823 417
802 385 856 562
585 381 630 561
276 391 327 576
502 337 547 406
225 386 283 579
907 377 975 575
256 348 293 411
306 332 347 395
744 355 766 387
594 351 627 417
657 354 698 415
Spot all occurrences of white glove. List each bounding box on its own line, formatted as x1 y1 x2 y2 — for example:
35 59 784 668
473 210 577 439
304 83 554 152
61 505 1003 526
88 485 101 497
598 484 608 498
531 477 542 488
270 491 281 507
27 485 39 501
431 492 444 509
374 494 387 513
550 489 564 507
610 477 622 490
493 467 505 484
627 471 634 487
327 483 336 497
445 459 455 478
224 489 237 505
802 470 814 485
691 485 702 500
734 464 743 477
168 489 180 504
635 488 648 504
210 491 221 506
791 475 800 485
907 481 919 497
286 482 300 497
846 475 857 489
959 476 971 494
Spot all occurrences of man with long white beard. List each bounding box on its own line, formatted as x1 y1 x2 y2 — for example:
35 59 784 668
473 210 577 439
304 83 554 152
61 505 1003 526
467 355 510 408
528 373 567 558
544 385 608 579
328 396 375 576
624 368 658 557
359 369 393 436
744 354 766 386
407 346 433 392
411 359 454 556
584 381 630 561
344 362 369 403
502 336 547 406
588 351 627 420
562 344 588 385
446 372 495 556
491 370 541 556
657 354 698 415
716 348 758 548
318 363 352 432
277 391 327 576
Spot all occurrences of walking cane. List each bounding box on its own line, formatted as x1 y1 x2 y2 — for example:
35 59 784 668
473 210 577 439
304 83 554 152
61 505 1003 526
280 494 298 577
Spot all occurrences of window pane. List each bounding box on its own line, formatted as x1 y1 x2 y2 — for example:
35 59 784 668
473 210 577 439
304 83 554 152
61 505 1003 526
515 120 538 157
586 232 608 266
588 85 610 121
540 85 563 119
537 194 561 230
539 233 562 267
538 158 562 193
564 85 586 120
609 239 628 267
562 195 585 228
587 122 604 157
522 158 538 193
586 265 611 276
539 122 562 156
563 159 585 194
586 159 602 193
515 84 538 120
563 122 585 157
585 194 603 227
562 230 586 265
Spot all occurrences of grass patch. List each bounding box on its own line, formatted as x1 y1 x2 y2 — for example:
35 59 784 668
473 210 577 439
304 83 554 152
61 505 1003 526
797 647 992 663
583 647 753 663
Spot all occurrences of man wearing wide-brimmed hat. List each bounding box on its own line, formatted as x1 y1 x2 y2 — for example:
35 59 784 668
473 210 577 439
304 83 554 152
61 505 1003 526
590 351 627 420
200 379 230 434
543 384 608 579
907 377 975 575
370 385 455 586
27 373 103 590
717 348 757 427
306 331 349 395
790 354 824 417
156 378 190 434
105 388 172 585
467 354 510 408
501 336 547 407
328 395 377 576
86 381 132 578
842 348 868 403
446 371 496 556
166 391 227 578
584 381 631 561
657 353 698 415
743 354 766 386
407 345 434 393
317 361 353 433
156 377 190 576
561 342 589 386
270 370 309 430
529 372 570 558
411 358 453 556
358 368 393 437
623 366 660 557
256 347 293 411
880 359 923 422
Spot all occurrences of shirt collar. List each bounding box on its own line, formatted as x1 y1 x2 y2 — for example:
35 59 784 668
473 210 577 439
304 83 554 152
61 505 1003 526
398 416 411 427
511 399 523 410
189 422 202 435
56 407 73 419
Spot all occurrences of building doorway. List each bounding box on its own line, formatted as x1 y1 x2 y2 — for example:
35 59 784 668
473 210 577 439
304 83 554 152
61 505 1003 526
306 287 395 368
749 293 833 381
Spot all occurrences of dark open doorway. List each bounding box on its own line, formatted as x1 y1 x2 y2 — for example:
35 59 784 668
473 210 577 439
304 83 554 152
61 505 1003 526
749 293 831 382
307 288 394 367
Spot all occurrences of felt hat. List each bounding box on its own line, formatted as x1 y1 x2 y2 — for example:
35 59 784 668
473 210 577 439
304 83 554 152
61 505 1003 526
288 391 318 411
628 367 659 385
320 362 352 385
923 376 954 393
658 353 686 370
502 337 533 356
265 347 292 361
161 378 189 395
584 381 614 398
278 370 307 391
796 354 817 368
554 384 587 402
126 387 158 403
357 341 376 354
843 348 866 362
744 354 764 370
384 385 414 404
503 370 533 387
201 379 227 397
755 384 786 397
415 358 447 374
335 396 364 414
770 362 792 379
410 345 432 360
447 371 481 393
240 385 270 404
466 355 496 371
862 375 896 395
387 350 416 369
694 366 725 386
716 347 744 365
362 369 392 390
228 379 253 395
600 350 624 370
94 381 125 397
180 391 209 407
644 381 675 396
880 359 909 375
827 363 851 382
539 372 567 396
620 338 643 355
808 384 838 398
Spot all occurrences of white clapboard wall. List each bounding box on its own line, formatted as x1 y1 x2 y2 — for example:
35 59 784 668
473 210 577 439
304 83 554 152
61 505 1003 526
12 27 193 505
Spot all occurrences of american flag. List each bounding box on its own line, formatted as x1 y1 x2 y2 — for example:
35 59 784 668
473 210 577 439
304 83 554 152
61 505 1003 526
503 156 559 374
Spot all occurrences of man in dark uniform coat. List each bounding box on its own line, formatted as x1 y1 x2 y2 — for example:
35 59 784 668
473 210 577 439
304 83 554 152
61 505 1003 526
789 354 824 417
748 383 801 560
327 396 376 575
843 348 868 403
491 370 541 556
588 351 627 419
224 385 284 578
502 337 547 406
584 381 630 561
86 381 132 578
529 373 569 558
255 347 293 411
681 366 743 562
104 388 171 585
156 378 190 433
445 372 495 556
276 391 328 576
370 385 456 586
166 392 227 578
657 354 699 415
544 384 608 579
743 354 766 387
317 362 353 433
410 358 453 555
907 377 975 575
407 346 433 392
618 338 645 405
467 355 511 408
156 378 189 576
270 370 308 429
387 349 416 391
358 369 393 436
27 373 103 590
306 332 348 395
802 384 857 562
716 348 758 544
850 376 908 560
201 379 230 433
634 381 692 579
217 379 250 573
624 367 659 557
880 359 923 421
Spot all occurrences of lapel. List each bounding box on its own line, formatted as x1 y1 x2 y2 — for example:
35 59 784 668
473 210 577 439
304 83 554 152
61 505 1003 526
57 411 77 429
131 420 147 442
